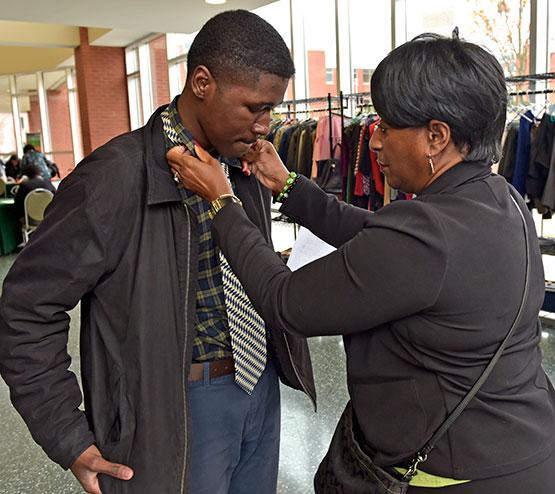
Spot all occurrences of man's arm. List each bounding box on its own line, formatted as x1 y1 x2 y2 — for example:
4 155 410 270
0 161 134 492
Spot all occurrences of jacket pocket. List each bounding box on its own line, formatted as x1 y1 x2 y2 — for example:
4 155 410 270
350 378 428 458
97 375 135 463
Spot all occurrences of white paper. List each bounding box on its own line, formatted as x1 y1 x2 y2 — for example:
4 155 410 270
286 227 336 272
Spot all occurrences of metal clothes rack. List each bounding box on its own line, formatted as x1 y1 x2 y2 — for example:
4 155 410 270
505 72 555 240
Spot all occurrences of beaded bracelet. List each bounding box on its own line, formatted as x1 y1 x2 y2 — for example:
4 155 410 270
275 171 300 203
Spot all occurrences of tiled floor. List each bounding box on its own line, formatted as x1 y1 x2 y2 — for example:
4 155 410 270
2 220 555 493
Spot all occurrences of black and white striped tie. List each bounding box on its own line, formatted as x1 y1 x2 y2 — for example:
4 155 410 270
219 251 267 394
218 162 267 394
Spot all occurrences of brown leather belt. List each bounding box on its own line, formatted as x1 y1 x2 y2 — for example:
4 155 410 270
188 357 235 382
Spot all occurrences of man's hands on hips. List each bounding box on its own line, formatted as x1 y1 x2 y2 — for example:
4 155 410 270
71 445 134 494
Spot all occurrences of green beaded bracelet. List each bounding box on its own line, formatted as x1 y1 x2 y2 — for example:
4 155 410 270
275 171 299 203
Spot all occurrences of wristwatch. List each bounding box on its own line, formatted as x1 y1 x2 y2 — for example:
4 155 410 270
209 194 243 219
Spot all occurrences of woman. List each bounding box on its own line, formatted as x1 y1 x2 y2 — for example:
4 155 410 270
4 154 21 180
167 34 555 493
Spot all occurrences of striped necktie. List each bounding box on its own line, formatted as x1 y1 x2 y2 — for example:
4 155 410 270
161 110 267 394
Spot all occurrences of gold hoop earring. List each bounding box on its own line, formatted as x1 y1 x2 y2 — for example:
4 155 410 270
428 154 435 175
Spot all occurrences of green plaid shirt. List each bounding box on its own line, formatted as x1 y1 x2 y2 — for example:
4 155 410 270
161 96 232 362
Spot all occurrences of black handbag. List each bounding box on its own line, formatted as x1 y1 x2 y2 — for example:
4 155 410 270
314 192 532 493
316 158 342 194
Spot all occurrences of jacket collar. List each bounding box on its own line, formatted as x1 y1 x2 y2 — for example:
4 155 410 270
419 160 492 197
144 105 242 206
145 105 182 206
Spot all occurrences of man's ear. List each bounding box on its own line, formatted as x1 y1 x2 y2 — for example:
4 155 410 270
190 65 216 100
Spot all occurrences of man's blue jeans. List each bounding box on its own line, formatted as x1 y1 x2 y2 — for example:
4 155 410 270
186 360 281 494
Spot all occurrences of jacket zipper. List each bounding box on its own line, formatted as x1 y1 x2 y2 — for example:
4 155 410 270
255 181 316 411
180 205 192 494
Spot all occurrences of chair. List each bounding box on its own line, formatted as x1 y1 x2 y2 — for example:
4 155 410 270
22 188 54 244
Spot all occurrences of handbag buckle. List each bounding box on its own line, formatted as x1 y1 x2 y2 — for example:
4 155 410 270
403 452 428 481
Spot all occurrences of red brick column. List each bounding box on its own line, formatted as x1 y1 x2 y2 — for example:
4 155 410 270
75 27 130 156
47 83 74 178
28 96 41 134
150 35 170 108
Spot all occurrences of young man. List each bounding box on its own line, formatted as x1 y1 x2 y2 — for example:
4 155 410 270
0 10 315 494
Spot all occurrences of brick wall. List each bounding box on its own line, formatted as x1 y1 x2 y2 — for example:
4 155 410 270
150 35 170 107
28 96 41 135
47 83 74 178
307 50 337 100
75 27 130 156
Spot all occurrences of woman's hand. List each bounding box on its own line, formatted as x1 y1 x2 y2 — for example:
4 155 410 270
166 145 232 202
241 140 290 194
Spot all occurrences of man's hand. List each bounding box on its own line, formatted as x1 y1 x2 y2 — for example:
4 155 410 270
241 140 290 194
70 445 134 494
167 144 233 202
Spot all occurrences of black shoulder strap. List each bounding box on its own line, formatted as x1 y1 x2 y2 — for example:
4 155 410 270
404 191 531 479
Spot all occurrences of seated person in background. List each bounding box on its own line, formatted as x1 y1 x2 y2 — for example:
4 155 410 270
14 163 55 221
20 144 53 181
5 155 21 181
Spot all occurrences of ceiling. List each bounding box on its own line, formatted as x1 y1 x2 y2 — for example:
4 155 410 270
0 0 276 75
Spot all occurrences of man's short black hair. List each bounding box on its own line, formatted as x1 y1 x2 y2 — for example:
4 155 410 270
23 144 35 154
187 9 294 85
371 33 507 163
25 163 42 178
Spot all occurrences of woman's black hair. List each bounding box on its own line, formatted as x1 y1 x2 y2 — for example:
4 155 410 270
371 33 507 163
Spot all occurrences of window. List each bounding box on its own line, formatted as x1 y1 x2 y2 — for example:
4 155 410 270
166 33 196 99
125 41 155 129
548 1 555 102
125 47 142 130
0 76 16 158
292 0 337 99
397 0 531 76
253 0 294 100
347 0 391 99
362 69 372 84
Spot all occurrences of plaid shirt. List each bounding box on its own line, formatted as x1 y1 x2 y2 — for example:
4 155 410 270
161 96 232 362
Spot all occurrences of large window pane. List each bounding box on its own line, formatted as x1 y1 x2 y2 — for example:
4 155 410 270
293 0 337 101
126 48 139 75
15 74 39 150
253 0 294 100
127 76 143 131
399 0 531 77
348 0 391 95
0 76 16 159
549 2 555 102
169 61 187 99
166 33 195 61
166 33 195 100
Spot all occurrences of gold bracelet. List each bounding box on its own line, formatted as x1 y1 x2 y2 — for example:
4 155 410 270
209 194 243 220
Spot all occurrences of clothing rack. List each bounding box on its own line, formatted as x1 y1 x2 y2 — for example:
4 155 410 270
505 72 555 83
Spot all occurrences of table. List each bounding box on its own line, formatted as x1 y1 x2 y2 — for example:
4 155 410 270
5 182 19 197
0 198 22 255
